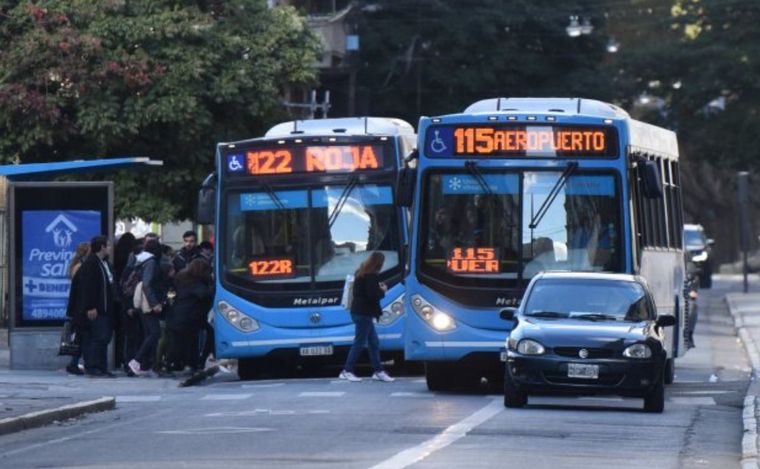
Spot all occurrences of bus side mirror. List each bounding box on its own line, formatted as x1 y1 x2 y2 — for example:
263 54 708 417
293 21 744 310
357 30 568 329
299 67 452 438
641 160 663 199
500 308 517 321
395 164 417 207
197 172 216 225
656 315 676 327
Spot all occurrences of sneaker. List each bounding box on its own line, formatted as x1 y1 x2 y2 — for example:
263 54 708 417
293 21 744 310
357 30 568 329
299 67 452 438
66 364 84 375
339 370 362 382
372 371 395 382
128 359 145 376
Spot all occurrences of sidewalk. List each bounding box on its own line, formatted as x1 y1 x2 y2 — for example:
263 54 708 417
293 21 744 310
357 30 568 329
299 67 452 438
726 280 760 469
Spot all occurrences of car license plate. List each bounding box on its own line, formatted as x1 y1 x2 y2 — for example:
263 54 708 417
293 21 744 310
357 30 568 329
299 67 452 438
299 345 334 357
568 363 599 379
500 351 508 362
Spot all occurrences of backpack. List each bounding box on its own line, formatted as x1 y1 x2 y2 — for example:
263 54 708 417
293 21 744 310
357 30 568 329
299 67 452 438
340 274 355 310
120 260 146 309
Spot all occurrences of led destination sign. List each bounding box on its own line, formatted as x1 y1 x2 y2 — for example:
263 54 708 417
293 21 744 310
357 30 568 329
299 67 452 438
248 256 295 279
226 144 387 176
425 125 618 158
447 247 500 274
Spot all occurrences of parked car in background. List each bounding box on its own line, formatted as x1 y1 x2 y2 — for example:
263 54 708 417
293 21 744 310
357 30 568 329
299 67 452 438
500 272 676 413
683 224 714 288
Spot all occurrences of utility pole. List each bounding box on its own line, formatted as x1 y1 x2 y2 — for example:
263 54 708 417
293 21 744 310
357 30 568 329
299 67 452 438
738 171 750 293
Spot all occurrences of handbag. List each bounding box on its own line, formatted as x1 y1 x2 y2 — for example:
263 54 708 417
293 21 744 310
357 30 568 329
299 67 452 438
133 281 152 313
58 320 80 356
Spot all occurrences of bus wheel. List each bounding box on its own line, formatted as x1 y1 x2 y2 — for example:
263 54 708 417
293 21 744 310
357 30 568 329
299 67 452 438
664 358 675 385
237 358 262 380
424 361 453 391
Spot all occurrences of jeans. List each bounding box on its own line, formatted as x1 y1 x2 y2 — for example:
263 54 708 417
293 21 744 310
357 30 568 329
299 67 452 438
134 314 161 371
121 309 143 367
344 314 382 373
81 315 112 373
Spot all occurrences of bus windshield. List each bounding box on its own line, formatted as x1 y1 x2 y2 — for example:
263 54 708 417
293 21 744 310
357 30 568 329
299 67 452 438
224 183 400 290
420 170 621 285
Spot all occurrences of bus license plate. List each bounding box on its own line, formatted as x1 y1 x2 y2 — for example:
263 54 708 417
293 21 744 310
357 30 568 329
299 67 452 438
299 345 334 357
568 363 599 379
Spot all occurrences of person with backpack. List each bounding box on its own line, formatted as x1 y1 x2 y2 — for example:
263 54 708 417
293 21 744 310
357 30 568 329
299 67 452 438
128 240 171 376
338 251 395 383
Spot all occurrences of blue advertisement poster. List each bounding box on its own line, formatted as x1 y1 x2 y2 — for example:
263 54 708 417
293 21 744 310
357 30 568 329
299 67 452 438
21 210 101 321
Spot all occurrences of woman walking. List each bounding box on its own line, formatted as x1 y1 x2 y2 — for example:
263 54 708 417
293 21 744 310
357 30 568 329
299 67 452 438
339 252 394 382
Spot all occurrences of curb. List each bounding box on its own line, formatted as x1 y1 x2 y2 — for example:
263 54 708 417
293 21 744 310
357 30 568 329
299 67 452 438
0 397 115 436
726 294 760 469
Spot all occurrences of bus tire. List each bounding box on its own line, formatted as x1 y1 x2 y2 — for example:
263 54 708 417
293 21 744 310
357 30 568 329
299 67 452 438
237 358 262 380
424 361 452 391
664 358 675 385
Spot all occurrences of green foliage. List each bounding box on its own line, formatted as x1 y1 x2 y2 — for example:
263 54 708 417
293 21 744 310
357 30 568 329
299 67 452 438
0 0 320 221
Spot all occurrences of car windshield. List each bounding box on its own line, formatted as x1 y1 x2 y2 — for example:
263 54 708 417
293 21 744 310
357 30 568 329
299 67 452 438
684 229 706 248
523 279 652 321
224 184 400 289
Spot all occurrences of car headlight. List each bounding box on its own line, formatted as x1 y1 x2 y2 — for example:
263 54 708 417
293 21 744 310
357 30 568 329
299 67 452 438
623 343 652 359
516 339 545 355
692 251 708 262
410 294 456 331
378 294 405 326
218 301 259 332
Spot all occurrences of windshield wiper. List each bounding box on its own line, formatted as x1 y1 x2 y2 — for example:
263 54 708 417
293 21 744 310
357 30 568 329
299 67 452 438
262 183 285 210
525 310 566 318
327 175 359 228
528 162 578 229
569 312 618 321
465 161 493 196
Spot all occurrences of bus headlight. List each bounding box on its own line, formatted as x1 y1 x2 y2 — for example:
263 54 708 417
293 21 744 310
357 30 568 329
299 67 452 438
218 301 259 332
378 294 405 326
410 294 456 331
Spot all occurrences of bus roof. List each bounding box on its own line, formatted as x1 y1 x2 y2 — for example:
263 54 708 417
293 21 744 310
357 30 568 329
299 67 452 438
463 97 629 120
264 117 415 138
453 97 679 158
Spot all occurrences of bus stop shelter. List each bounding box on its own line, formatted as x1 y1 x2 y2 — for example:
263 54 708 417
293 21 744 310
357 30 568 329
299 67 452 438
0 157 162 369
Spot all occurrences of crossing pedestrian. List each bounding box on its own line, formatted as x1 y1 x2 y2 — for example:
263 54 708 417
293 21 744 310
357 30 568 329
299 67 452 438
339 251 395 383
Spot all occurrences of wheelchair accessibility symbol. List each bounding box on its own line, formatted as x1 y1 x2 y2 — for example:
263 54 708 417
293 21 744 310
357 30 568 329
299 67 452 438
227 155 244 172
429 129 448 154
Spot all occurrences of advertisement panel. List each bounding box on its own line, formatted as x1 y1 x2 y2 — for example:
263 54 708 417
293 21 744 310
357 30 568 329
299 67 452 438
21 210 101 321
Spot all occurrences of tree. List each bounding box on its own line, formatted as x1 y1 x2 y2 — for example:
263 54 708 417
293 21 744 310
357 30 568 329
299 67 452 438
354 0 613 124
0 0 321 221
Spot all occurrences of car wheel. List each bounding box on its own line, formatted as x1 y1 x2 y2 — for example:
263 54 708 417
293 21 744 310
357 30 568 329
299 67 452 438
643 378 665 413
664 358 675 385
503 369 527 408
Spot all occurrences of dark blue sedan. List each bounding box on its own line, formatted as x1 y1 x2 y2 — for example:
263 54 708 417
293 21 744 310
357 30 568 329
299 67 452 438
501 272 675 413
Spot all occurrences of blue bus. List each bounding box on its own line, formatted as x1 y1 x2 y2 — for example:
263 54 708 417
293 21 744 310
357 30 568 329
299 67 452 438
399 98 686 390
199 117 416 379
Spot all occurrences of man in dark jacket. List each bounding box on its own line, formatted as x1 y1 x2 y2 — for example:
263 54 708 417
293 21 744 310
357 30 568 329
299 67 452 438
173 230 200 273
75 235 116 377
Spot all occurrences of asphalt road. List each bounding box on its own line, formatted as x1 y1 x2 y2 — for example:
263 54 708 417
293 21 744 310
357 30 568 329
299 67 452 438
0 276 750 469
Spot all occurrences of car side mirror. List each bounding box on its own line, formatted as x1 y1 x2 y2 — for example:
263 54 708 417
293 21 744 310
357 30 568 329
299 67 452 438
500 307 517 321
395 165 417 207
656 315 676 327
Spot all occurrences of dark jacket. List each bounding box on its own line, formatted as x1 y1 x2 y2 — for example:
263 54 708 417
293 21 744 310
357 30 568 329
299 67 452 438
69 254 115 325
173 247 200 273
350 273 385 318
141 255 171 308
167 280 212 331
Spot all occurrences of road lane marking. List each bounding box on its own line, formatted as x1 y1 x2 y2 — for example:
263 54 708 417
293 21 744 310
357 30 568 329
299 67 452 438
678 390 733 395
116 395 162 403
299 392 345 397
369 398 502 469
670 397 716 405
156 426 272 435
241 383 285 389
201 393 253 401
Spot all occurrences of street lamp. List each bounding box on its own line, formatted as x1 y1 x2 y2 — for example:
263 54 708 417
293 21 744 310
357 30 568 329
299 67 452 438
566 15 593 37
606 37 620 53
